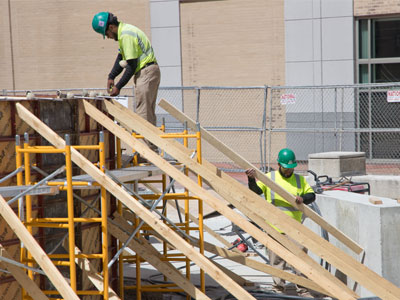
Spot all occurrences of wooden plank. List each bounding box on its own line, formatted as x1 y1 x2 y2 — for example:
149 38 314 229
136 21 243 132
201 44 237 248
142 182 233 249
97 100 357 299
16 103 257 300
0 185 59 197
0 244 49 300
0 195 79 300
52 166 165 184
158 100 400 299
369 196 383 205
159 98 364 255
62 243 120 300
107 99 400 300
109 214 211 300
113 212 252 287
192 238 332 297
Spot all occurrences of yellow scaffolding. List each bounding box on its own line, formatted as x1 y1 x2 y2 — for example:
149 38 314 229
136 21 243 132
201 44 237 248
13 117 205 299
116 123 205 300
16 131 109 299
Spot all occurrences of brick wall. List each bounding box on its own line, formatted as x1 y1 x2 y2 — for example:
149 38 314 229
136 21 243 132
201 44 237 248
0 0 150 91
354 0 400 16
180 0 285 87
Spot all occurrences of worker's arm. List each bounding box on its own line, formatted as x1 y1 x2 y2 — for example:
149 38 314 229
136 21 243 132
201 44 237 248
302 192 315 205
248 177 263 195
108 53 124 90
109 57 138 96
245 169 263 195
115 59 137 90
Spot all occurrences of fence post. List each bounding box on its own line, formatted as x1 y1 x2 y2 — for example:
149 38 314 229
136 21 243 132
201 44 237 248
261 86 268 172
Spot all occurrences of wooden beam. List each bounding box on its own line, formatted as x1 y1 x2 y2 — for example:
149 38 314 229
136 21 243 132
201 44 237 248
105 99 400 300
142 182 233 249
159 98 363 255
96 100 357 299
192 238 332 297
62 243 120 300
109 214 211 300
157 100 400 298
0 196 79 300
16 103 256 300
0 244 49 300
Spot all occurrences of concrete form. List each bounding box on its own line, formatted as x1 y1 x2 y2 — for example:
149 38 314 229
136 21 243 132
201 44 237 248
308 151 366 177
306 190 400 298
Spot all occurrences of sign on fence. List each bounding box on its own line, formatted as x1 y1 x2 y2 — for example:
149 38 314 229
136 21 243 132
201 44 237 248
387 90 400 103
280 93 296 105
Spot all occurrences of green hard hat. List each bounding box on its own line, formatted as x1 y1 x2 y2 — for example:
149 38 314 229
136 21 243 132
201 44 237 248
277 148 297 168
92 12 109 39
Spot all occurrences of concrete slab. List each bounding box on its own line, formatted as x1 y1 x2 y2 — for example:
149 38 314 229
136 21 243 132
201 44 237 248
308 151 366 177
305 190 400 298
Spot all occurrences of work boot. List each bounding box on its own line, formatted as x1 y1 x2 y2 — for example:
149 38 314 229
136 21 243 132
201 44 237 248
284 283 297 295
297 288 314 298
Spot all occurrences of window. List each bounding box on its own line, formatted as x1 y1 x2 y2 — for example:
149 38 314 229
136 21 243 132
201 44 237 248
356 18 400 159
357 18 400 83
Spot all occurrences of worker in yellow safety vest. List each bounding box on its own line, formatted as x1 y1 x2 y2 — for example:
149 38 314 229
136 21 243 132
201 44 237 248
246 148 316 296
92 12 160 154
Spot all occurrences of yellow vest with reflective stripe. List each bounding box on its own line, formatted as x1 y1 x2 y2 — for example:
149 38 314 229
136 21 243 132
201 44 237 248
257 171 313 233
117 22 157 74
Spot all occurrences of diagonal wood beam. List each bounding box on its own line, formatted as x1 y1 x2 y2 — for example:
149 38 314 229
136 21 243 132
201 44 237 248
156 99 400 299
141 182 234 249
191 238 332 297
0 244 49 300
61 243 120 300
96 100 357 299
0 196 79 300
16 103 257 300
109 213 211 299
105 99 400 300
159 98 363 255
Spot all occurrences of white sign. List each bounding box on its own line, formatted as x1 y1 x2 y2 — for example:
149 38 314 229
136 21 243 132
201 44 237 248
115 96 129 108
280 93 296 105
387 90 400 103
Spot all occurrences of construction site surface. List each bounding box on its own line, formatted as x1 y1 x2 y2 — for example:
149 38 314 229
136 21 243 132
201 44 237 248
0 93 398 300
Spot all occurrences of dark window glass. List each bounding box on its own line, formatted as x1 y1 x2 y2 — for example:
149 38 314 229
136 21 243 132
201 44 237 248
372 63 400 83
372 19 400 58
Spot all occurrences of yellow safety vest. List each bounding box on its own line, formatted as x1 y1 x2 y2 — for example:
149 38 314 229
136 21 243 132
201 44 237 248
118 22 157 74
257 171 313 233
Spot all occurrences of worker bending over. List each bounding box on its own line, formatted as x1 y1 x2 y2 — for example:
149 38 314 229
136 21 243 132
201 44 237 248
92 12 160 154
246 148 316 297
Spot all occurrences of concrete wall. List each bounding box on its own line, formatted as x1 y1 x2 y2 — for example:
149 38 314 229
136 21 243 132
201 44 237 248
352 175 400 200
284 0 355 159
304 190 400 297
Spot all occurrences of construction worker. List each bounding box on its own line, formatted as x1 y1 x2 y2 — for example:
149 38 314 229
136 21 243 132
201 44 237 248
92 12 160 154
246 148 316 296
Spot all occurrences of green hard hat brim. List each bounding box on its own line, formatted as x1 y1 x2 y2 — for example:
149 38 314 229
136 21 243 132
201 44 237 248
279 161 297 169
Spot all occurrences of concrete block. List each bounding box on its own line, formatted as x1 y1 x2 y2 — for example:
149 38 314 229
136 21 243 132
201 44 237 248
304 190 400 297
351 175 400 200
308 151 366 177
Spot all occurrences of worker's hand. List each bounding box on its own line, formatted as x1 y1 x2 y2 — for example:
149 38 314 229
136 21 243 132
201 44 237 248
107 79 115 92
245 168 256 179
295 195 304 205
109 86 120 96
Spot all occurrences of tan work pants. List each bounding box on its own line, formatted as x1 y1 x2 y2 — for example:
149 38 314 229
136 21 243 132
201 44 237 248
267 233 308 292
134 63 161 152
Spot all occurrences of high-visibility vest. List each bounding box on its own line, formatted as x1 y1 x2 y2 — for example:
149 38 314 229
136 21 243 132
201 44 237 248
257 171 313 233
118 22 157 74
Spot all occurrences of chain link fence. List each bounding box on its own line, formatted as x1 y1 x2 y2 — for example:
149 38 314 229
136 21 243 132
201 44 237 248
6 83 400 175
159 83 400 175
